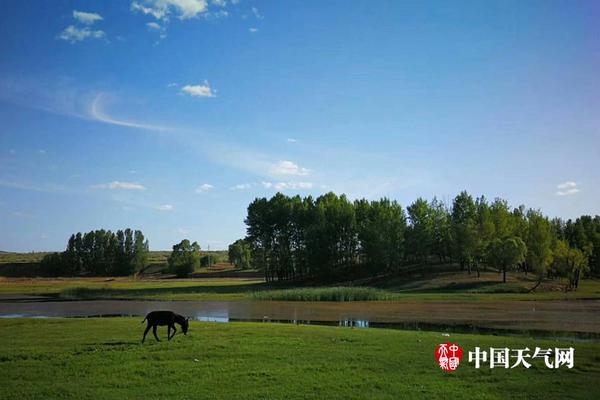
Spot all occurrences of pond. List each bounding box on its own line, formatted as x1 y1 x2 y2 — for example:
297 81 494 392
1 297 599 340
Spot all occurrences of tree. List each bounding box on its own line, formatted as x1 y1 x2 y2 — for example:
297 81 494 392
167 239 201 277
356 198 406 275
228 239 252 270
552 240 589 290
451 191 478 273
40 229 149 277
487 237 527 283
526 210 554 289
406 198 433 263
473 196 495 276
430 198 452 263
40 252 64 276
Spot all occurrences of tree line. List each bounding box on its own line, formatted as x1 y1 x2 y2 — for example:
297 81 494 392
244 191 599 287
41 229 149 276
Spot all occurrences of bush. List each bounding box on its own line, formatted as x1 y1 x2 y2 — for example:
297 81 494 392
168 240 201 277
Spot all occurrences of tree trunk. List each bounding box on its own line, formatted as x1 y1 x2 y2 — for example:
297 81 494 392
528 274 544 292
503 267 506 283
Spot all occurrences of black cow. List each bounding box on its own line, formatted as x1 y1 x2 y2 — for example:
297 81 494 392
141 311 189 343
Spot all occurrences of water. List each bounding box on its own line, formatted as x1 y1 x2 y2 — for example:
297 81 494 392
1 298 600 341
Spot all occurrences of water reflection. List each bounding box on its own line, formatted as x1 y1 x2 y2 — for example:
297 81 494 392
1 298 599 341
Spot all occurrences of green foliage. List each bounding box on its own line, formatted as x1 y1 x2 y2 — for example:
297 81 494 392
526 211 554 277
168 239 201 277
40 229 149 276
405 197 432 262
450 191 478 268
246 193 406 282
228 239 252 269
487 237 527 282
200 254 217 267
39 252 64 276
551 240 589 289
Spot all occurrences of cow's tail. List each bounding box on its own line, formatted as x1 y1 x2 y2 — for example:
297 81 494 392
141 316 147 324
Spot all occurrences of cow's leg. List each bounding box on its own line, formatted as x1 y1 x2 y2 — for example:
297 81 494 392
167 325 172 340
169 324 177 340
152 325 160 342
142 323 152 343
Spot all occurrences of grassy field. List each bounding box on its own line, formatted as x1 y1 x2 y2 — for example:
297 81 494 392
2 272 599 302
0 318 598 399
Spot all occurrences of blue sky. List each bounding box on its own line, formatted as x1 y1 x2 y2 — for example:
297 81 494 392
1 0 599 251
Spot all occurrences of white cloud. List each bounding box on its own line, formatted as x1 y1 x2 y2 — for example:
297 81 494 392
212 0 227 6
156 204 174 211
90 93 169 131
230 183 252 190
73 10 103 24
196 183 214 192
167 82 178 87
556 181 580 196
37 149 46 155
91 181 147 190
286 138 297 143
181 82 216 97
58 25 105 43
269 160 309 176
131 0 208 21
251 6 263 19
262 181 314 190
557 181 577 190
249 27 258 33
146 21 162 30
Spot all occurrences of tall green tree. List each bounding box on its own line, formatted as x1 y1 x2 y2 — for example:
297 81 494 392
228 239 252 270
487 237 527 283
526 210 554 287
168 239 201 277
406 198 433 263
451 191 478 273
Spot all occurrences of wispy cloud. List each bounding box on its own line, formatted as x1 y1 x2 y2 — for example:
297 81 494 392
146 21 162 30
195 183 214 193
181 82 216 97
262 181 314 190
90 93 170 131
249 27 258 33
58 25 105 43
156 204 174 211
0 180 65 193
269 160 309 176
286 138 297 143
230 183 252 190
91 181 147 190
251 6 263 20
73 10 103 25
556 181 580 196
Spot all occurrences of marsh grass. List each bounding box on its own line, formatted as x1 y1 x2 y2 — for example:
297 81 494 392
251 286 398 301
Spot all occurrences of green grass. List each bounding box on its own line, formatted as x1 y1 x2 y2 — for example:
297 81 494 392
0 318 598 399
251 286 397 301
2 272 600 302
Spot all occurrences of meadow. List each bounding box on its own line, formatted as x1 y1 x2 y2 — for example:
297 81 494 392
0 318 598 400
1 271 599 302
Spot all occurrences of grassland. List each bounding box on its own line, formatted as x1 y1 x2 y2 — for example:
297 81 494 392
0 318 598 400
2 272 599 302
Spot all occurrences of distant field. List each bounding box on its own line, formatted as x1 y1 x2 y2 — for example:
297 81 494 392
0 250 230 277
0 318 598 399
1 272 599 302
